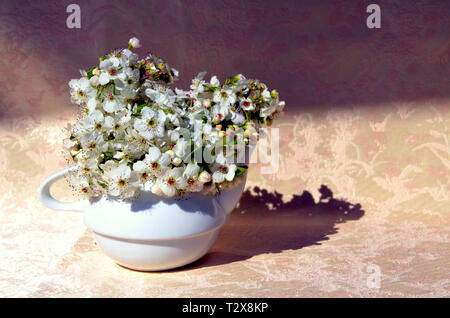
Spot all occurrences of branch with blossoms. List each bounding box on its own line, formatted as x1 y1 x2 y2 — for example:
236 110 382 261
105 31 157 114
63 37 285 199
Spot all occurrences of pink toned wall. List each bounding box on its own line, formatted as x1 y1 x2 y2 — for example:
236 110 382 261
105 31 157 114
0 0 448 120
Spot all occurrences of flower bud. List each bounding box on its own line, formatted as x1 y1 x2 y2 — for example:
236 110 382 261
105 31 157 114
212 115 221 124
128 37 141 49
202 99 211 108
165 150 175 159
172 157 182 166
92 67 100 76
270 89 279 99
198 171 211 183
90 75 99 86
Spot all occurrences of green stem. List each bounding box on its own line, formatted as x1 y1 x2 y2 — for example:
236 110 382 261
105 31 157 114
72 149 82 158
183 142 203 163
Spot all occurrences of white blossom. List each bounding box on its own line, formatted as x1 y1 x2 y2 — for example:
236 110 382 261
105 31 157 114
133 108 166 140
240 97 255 111
212 163 237 183
69 77 94 104
158 167 187 197
104 163 139 198
65 37 284 199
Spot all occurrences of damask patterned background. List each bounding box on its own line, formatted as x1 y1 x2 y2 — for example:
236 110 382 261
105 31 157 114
0 0 448 297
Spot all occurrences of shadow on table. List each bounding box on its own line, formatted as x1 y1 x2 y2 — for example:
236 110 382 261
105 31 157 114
176 184 364 271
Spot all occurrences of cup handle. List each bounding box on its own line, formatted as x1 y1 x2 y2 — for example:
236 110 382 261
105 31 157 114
38 166 87 212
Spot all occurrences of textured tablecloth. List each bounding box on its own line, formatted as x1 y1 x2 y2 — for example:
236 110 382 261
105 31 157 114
0 0 449 297
1 103 449 297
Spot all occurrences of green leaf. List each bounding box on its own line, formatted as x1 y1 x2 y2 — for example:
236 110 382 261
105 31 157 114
98 181 107 189
205 85 218 93
136 103 150 113
225 74 240 87
235 165 248 177
86 66 96 79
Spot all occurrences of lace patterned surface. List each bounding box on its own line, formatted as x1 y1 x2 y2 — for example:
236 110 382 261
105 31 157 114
0 0 449 297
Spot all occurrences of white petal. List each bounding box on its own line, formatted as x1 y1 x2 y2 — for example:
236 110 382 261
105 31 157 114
90 110 104 122
101 160 117 172
162 184 176 197
114 78 125 90
99 59 111 70
118 164 131 178
213 92 221 103
154 124 165 137
99 72 110 85
104 100 118 113
184 163 199 177
143 180 154 191
171 167 183 178
215 153 226 165
197 72 207 80
79 77 90 89
109 186 120 196
104 116 114 129
145 88 155 99
141 130 154 140
159 153 171 166
213 172 225 183
210 75 220 86
231 112 245 125
156 109 166 121
69 79 79 89
87 98 98 112
133 161 147 173
109 57 121 67
225 170 235 181
176 177 187 190
147 147 161 162
134 119 147 132
151 182 164 196
141 107 155 119
113 152 124 159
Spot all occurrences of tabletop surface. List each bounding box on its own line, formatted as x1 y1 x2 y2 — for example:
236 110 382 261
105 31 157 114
0 103 448 297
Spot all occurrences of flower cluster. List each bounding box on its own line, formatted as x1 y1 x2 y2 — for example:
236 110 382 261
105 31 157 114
64 38 285 199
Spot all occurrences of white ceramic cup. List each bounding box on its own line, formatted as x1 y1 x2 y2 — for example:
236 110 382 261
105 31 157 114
38 166 247 271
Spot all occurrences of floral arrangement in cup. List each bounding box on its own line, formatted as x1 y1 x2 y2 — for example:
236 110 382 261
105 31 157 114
63 37 285 199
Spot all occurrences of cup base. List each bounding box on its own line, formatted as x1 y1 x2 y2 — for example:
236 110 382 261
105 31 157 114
93 229 221 271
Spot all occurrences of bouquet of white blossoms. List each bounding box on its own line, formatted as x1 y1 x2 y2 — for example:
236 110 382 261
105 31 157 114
64 38 285 199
